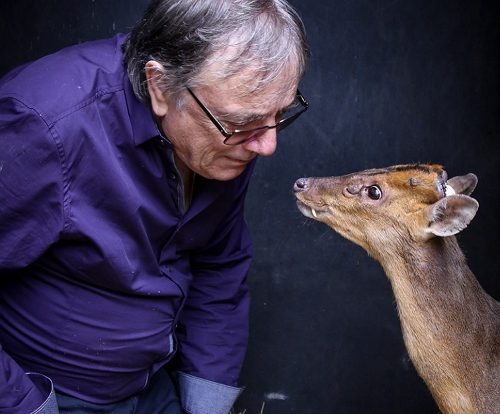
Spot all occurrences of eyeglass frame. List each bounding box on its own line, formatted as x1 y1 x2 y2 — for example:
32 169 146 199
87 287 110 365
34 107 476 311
186 87 309 145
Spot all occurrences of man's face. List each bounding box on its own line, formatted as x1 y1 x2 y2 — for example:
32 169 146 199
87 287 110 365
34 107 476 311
154 70 299 181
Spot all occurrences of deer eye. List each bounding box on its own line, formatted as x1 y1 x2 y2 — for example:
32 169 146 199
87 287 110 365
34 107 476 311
367 185 382 200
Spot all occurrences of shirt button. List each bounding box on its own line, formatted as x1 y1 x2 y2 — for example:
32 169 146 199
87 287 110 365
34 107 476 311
169 173 176 180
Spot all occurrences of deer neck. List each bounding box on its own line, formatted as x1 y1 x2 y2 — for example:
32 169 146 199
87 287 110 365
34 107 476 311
377 236 493 346
380 236 471 297
375 236 498 413
377 236 486 323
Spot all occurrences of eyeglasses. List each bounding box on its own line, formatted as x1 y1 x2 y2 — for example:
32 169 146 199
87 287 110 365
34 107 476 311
186 87 309 145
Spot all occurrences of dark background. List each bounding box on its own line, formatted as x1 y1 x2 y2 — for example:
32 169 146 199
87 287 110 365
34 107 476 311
1 1 498 413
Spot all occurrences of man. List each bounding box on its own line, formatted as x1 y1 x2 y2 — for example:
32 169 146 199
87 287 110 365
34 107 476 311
0 0 309 413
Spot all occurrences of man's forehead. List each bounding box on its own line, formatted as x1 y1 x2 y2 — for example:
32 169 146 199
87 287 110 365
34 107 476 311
200 43 300 97
200 69 299 115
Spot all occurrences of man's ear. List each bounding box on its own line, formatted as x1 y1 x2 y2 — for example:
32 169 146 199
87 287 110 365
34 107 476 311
424 194 479 237
145 60 169 117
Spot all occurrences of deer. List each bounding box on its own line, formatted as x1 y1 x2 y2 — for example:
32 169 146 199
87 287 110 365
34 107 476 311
293 164 500 414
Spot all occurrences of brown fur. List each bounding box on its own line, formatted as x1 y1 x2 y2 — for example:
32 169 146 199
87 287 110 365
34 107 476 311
294 164 500 414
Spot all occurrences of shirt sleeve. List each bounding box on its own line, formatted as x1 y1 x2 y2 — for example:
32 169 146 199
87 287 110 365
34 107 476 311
177 372 242 414
0 345 58 414
0 96 64 413
174 176 253 414
0 96 65 268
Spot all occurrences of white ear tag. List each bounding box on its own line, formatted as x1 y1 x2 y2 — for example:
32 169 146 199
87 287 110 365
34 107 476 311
445 183 456 196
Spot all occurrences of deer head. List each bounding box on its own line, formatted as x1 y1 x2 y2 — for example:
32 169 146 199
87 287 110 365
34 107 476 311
294 164 479 258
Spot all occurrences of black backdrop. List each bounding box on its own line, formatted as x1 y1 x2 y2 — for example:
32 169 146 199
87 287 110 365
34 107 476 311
1 1 498 413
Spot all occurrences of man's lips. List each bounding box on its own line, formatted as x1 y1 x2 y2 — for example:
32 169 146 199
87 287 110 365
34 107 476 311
226 156 254 165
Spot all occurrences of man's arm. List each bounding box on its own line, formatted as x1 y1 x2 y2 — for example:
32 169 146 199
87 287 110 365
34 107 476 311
174 177 253 414
0 346 57 414
0 96 65 413
0 97 65 268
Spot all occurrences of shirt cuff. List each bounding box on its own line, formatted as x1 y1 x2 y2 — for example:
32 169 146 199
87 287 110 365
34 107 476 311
26 373 59 414
177 372 243 414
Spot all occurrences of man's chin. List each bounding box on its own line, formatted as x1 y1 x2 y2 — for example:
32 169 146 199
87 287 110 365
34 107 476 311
202 164 248 181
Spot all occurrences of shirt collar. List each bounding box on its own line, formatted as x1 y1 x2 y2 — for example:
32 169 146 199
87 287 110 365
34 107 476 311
122 73 159 146
116 33 158 147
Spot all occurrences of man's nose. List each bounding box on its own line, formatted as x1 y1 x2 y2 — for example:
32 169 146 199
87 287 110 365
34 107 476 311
242 128 277 157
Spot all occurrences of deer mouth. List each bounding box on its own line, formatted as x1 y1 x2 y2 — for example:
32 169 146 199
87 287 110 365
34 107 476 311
295 199 328 219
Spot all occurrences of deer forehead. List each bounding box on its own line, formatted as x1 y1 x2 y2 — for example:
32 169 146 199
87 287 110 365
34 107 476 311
307 167 444 209
388 173 442 202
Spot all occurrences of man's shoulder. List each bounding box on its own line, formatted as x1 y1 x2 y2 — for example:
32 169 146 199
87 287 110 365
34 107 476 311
0 34 129 123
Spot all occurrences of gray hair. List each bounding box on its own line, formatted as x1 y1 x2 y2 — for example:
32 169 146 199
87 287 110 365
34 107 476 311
123 0 309 102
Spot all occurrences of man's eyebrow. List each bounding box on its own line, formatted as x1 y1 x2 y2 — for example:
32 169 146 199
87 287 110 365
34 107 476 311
217 97 297 125
219 111 270 125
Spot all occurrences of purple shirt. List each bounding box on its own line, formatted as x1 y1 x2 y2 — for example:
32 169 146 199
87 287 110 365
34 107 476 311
0 34 253 413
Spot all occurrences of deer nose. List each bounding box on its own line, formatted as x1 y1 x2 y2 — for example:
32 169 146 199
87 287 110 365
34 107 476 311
294 178 309 192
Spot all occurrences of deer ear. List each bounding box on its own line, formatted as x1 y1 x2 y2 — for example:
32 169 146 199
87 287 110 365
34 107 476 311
425 195 479 237
447 173 478 195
